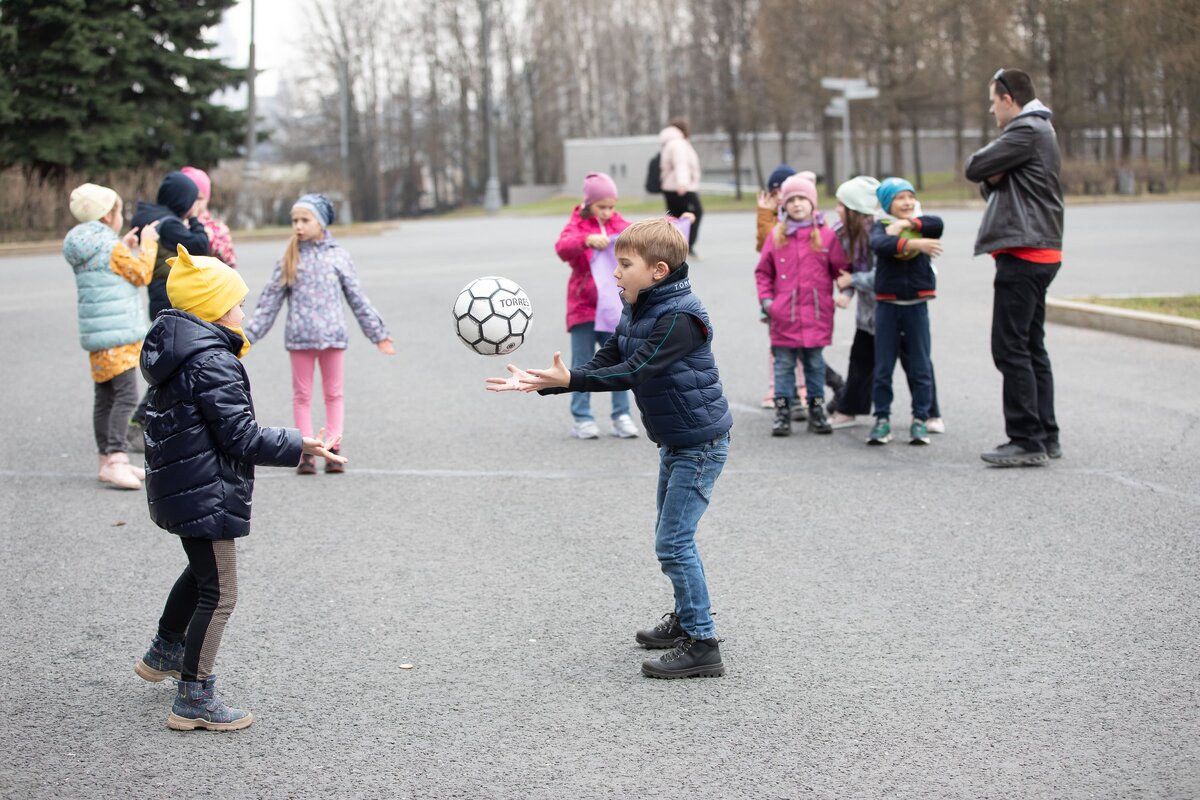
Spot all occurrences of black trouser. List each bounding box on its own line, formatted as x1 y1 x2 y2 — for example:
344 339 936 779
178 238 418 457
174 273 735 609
93 369 138 453
133 279 171 425
840 327 941 418
662 191 703 251
991 254 1060 448
157 537 239 682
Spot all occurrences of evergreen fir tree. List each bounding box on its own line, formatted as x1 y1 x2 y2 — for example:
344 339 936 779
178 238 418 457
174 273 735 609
0 0 247 178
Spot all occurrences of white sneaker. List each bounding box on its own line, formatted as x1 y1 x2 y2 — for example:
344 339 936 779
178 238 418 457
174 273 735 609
571 420 600 440
926 417 946 434
828 412 859 429
611 414 640 439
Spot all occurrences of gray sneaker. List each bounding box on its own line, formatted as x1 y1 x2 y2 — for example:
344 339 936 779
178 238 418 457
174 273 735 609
167 676 254 731
610 414 640 439
571 420 600 440
134 635 184 682
981 441 1048 467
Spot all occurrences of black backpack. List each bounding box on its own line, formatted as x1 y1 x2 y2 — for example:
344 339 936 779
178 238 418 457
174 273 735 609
644 154 662 194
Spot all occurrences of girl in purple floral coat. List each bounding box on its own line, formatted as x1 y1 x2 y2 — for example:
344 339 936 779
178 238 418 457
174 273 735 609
244 194 394 474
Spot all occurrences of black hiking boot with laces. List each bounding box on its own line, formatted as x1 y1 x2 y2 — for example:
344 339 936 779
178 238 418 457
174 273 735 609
635 612 684 649
641 636 725 679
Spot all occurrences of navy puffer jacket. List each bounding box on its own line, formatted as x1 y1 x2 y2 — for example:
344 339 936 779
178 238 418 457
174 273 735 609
615 265 732 447
141 310 302 539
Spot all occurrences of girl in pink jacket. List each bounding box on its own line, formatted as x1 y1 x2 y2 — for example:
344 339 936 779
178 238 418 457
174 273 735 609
755 175 850 436
552 172 639 440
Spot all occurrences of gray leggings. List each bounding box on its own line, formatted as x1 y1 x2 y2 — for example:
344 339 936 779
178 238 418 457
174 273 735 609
94 369 138 454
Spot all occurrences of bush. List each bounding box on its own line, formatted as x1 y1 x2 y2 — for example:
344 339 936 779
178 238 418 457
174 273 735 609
0 162 350 242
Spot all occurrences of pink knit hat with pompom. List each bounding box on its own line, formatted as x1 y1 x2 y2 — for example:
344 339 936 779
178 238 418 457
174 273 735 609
582 172 618 208
779 174 818 208
180 166 211 200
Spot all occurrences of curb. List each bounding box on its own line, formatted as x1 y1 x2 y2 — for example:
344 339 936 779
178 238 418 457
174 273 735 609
1046 298 1200 348
0 221 401 258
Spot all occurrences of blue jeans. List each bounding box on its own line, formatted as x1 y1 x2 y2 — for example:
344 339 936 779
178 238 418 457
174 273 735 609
569 323 631 422
873 302 933 419
655 432 729 640
772 346 825 403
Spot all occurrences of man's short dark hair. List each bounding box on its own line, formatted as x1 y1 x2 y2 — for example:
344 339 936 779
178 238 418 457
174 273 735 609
992 68 1036 107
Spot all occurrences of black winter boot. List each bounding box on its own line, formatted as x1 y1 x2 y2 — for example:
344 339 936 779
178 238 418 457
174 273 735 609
635 612 684 648
807 398 833 434
641 637 725 679
772 397 792 436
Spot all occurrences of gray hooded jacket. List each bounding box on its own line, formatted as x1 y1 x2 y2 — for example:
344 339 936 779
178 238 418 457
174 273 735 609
964 101 1065 256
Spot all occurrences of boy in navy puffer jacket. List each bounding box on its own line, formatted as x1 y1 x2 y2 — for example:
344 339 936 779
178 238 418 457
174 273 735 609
487 219 733 680
132 245 342 731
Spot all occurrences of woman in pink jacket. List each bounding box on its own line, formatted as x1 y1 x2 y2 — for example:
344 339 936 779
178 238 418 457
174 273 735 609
553 172 639 440
659 118 703 255
755 174 850 437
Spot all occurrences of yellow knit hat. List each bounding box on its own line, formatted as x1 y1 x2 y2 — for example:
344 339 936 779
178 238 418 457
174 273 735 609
69 183 119 223
166 244 249 323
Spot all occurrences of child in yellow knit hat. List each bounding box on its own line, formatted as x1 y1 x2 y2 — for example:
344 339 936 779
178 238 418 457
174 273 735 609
133 245 343 731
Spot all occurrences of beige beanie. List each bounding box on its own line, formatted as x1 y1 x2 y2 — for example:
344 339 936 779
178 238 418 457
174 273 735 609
69 183 119 223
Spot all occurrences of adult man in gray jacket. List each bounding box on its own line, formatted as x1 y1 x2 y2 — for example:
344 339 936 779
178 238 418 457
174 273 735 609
965 68 1065 467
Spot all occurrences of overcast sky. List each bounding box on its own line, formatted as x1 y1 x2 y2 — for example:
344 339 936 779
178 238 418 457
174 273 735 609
211 0 299 103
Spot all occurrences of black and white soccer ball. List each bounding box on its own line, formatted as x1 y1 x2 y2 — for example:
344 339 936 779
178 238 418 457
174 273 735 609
452 276 533 356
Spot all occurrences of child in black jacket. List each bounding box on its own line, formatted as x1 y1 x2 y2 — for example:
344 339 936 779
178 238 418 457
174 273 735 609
133 245 341 731
866 178 944 446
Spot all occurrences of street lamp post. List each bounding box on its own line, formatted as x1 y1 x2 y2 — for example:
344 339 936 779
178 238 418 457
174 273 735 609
821 78 879 186
480 0 502 215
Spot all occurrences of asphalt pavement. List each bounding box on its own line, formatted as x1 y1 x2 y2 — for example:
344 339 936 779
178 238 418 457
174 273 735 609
1 201 1197 799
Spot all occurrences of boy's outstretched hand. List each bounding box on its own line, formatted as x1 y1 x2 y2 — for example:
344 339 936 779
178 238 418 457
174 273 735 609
302 428 346 463
485 351 570 393
377 337 396 355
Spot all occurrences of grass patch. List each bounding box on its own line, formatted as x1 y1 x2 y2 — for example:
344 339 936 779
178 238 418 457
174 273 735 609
1080 295 1200 320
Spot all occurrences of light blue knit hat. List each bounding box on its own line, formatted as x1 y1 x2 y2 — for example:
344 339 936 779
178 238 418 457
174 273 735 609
876 177 915 215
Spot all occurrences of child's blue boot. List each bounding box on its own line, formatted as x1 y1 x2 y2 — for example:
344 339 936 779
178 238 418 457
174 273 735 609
134 635 183 682
167 676 254 731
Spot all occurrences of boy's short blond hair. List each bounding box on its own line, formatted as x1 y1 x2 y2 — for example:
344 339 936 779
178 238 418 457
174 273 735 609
614 218 689 272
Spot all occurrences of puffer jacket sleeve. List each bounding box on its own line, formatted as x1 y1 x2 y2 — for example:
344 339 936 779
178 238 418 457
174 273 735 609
244 264 287 344
334 251 390 344
193 354 303 467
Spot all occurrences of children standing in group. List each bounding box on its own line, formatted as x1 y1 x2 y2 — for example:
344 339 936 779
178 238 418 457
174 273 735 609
128 171 210 448
487 219 732 679
553 172 639 440
754 175 850 436
63 184 160 489
133 245 343 731
244 193 395 474
866 177 944 445
180 166 238 269
828 176 947 433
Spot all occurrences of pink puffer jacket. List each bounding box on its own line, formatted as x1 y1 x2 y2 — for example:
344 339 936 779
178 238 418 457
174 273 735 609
554 206 630 331
755 225 849 348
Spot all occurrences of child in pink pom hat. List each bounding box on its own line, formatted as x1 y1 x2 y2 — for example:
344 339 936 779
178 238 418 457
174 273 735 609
181 166 238 269
553 172 639 440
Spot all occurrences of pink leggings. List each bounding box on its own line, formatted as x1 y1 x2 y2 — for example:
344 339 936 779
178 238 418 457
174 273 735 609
289 348 346 442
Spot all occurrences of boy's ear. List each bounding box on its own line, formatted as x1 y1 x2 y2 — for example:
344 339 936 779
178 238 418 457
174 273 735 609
653 261 671 280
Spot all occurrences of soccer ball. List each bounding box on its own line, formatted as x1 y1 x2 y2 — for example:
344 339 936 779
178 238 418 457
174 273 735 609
452 276 533 356
895 227 922 261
